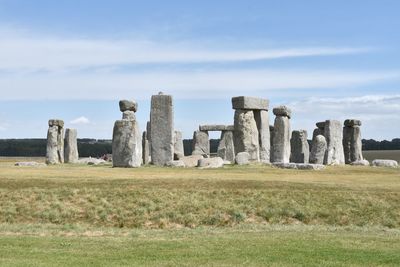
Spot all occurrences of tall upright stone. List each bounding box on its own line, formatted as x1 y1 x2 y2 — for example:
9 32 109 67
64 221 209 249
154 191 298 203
174 130 184 160
217 130 235 163
150 93 174 166
323 120 345 165
343 119 363 164
232 96 270 162
192 130 210 156
112 100 142 167
269 125 274 161
233 110 260 161
64 128 79 163
290 130 309 163
309 135 327 164
46 119 64 164
312 122 325 140
142 131 150 165
272 106 291 163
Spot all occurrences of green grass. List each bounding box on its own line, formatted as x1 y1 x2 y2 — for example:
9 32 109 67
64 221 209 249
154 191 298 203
0 159 399 265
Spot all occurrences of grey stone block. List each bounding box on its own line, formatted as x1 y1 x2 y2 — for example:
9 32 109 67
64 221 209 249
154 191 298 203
232 96 269 110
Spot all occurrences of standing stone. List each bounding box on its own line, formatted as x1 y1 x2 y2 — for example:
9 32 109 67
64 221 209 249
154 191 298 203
192 130 210 156
217 130 235 163
290 130 309 163
312 122 325 140
343 119 363 164
272 106 291 163
233 110 260 161
46 119 64 164
142 131 150 165
174 130 185 160
254 110 270 162
269 125 274 161
150 94 174 166
112 119 142 167
64 128 79 163
146 121 151 162
324 120 345 165
309 135 327 164
119 100 138 112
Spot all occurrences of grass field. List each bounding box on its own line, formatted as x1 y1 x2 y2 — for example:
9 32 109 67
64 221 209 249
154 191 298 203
363 150 400 162
0 158 399 266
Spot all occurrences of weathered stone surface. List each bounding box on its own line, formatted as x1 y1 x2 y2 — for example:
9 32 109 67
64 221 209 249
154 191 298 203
324 120 345 165
344 119 362 127
269 125 274 161
181 155 203 167
198 157 224 168
192 130 210 156
150 94 174 166
290 130 309 163
46 120 64 165
312 127 324 141
233 110 260 161
15 162 46 167
232 96 269 110
235 152 250 165
78 157 107 165
254 110 270 162
174 130 185 160
372 159 398 168
272 116 291 163
122 111 136 120
64 128 79 163
350 160 370 166
112 119 142 167
343 123 363 164
142 131 150 165
48 119 64 127
310 135 327 165
199 125 234 131
119 100 138 112
316 122 326 129
217 131 235 163
272 106 292 119
273 162 325 170
166 160 185 167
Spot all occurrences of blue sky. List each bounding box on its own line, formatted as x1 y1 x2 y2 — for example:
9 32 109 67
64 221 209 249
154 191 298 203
0 0 399 140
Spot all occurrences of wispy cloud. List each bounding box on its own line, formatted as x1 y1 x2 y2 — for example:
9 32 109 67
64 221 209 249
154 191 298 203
0 28 371 72
70 116 90 125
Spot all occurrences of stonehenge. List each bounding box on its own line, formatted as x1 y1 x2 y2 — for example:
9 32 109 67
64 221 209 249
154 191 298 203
174 130 184 160
192 130 210 157
272 106 291 163
290 130 309 163
46 119 64 164
232 96 270 162
343 119 363 164
309 135 327 164
64 128 79 163
323 120 345 165
112 100 142 167
150 93 174 166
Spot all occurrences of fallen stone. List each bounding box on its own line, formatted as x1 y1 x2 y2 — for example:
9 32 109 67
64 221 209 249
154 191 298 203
78 157 107 165
112 119 142 168
192 130 210 156
309 135 327 164
235 152 250 165
15 162 46 167
324 120 345 165
290 130 309 163
180 155 204 167
150 94 174 166
344 119 362 127
371 159 398 168
273 162 297 169
199 125 234 131
64 128 79 164
119 100 138 112
233 109 260 161
198 157 224 168
273 162 325 170
350 160 370 166
166 160 185 167
272 106 292 119
217 130 235 163
232 96 269 110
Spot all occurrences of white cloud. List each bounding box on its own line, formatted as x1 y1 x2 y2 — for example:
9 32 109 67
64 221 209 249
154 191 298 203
70 116 90 125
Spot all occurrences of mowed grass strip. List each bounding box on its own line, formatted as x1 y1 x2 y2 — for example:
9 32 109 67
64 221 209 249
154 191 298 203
0 162 399 229
0 225 399 267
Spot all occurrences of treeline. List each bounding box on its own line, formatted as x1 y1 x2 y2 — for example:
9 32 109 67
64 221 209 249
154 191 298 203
0 138 399 157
